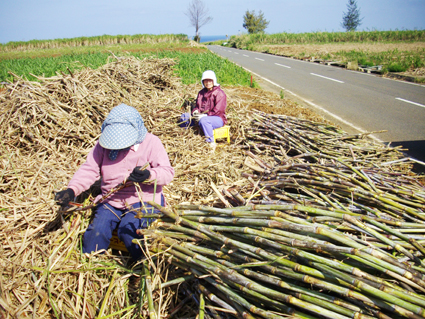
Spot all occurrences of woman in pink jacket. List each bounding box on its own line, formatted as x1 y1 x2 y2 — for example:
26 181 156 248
179 70 227 147
55 104 175 260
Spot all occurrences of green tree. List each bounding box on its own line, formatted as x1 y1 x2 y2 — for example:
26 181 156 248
341 0 363 31
185 0 213 42
242 10 269 34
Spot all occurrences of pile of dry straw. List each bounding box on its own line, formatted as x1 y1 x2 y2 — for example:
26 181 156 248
0 54 315 318
1 54 423 318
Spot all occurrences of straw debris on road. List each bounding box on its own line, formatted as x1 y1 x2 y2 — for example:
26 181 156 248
1 54 424 318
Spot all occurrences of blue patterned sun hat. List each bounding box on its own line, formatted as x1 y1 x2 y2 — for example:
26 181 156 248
99 104 147 152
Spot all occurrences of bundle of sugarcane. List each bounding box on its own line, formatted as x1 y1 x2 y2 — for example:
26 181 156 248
230 150 425 222
241 110 416 170
219 109 424 217
132 109 425 318
136 201 425 319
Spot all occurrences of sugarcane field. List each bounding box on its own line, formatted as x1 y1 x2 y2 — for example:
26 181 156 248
2 45 425 319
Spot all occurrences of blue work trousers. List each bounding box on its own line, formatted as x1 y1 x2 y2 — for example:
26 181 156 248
82 198 163 260
179 113 223 143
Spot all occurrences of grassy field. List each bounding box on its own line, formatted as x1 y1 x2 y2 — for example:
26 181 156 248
227 30 425 45
0 33 189 51
0 49 256 87
0 34 257 87
3 30 425 86
222 30 425 76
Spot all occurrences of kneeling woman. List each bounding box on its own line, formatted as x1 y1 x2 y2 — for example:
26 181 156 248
55 103 175 260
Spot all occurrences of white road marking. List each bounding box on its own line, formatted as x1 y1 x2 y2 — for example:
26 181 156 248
211 46 424 88
275 63 291 69
243 54 249 57
396 97 425 108
208 46 421 143
311 73 344 83
237 66 380 141
255 58 265 61
234 52 239 54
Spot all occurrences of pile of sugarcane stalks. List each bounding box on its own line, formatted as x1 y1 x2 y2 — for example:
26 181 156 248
2 53 319 318
241 110 418 167
0 55 190 319
140 110 425 318
0 54 180 157
136 201 425 319
225 110 424 213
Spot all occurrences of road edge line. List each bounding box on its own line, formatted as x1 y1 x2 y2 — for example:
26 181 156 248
208 46 383 142
242 67 383 143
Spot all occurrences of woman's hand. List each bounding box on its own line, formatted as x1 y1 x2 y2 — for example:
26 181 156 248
192 110 207 122
55 188 75 208
128 167 151 183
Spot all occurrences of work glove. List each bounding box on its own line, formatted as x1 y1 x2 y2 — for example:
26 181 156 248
54 188 75 208
192 110 207 122
128 166 151 183
191 109 199 119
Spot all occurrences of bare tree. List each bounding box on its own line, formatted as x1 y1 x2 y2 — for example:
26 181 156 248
185 0 212 42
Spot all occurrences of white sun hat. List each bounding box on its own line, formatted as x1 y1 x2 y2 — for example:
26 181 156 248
201 70 219 88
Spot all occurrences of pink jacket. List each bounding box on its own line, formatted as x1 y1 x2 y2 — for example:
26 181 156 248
193 86 227 124
68 133 174 209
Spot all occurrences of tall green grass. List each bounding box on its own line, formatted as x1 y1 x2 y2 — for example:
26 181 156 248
0 53 109 81
136 51 253 86
0 50 255 87
228 30 425 47
0 42 197 61
0 34 189 51
332 48 425 72
225 30 425 74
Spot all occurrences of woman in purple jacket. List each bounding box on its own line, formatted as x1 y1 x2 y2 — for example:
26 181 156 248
179 70 227 147
55 103 175 260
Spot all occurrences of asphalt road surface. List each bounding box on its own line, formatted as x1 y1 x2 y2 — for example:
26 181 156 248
208 45 425 168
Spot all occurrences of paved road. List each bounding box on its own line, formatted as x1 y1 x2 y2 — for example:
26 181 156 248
208 45 425 165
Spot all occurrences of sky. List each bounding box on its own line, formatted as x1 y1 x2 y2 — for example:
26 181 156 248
1 0 425 44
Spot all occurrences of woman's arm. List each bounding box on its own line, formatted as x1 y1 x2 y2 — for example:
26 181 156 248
68 143 103 196
192 91 202 114
144 136 175 186
208 89 227 117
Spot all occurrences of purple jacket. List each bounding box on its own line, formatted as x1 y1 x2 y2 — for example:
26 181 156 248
193 86 227 124
68 133 174 209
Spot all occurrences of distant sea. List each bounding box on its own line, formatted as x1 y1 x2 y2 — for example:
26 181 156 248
197 35 228 43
